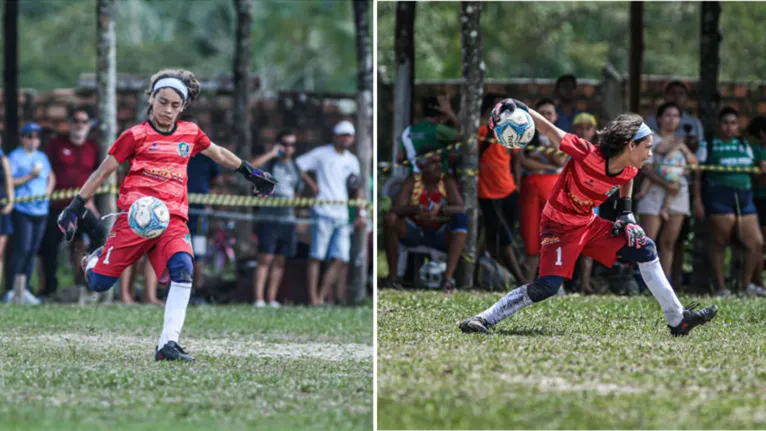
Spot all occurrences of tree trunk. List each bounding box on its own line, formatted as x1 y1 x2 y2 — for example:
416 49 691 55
232 0 254 258
392 1 415 176
351 0 372 304
3 0 19 152
96 0 117 303
628 2 643 113
96 0 118 227
455 1 483 289
691 1 721 294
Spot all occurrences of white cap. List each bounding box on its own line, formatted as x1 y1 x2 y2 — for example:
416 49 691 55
333 121 356 136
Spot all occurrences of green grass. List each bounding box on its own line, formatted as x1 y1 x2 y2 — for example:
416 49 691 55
378 289 766 430
0 304 373 431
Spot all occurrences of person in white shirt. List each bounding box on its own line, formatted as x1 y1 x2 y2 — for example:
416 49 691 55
296 121 365 305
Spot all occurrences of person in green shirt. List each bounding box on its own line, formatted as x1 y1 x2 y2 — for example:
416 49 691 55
747 116 766 290
397 95 459 172
693 107 766 297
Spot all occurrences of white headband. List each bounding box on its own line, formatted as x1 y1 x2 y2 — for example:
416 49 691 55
153 77 188 101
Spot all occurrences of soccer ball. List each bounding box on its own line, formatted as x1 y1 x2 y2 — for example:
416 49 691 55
128 196 170 239
493 108 536 149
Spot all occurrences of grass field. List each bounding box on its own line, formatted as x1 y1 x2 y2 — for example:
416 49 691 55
0 304 373 431
378 289 766 430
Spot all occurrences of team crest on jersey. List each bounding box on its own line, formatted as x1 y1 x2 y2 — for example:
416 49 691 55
605 185 620 197
177 142 190 158
184 234 192 245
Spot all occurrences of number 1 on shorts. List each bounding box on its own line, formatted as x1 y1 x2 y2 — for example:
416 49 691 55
555 246 563 266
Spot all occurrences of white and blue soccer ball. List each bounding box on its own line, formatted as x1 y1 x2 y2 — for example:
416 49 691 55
493 108 536 149
128 196 170 239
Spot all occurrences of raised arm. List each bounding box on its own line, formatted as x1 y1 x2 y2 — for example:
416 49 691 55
202 142 277 196
491 99 567 150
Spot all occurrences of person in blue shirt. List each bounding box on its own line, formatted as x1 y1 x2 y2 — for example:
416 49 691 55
5 123 55 304
186 153 221 290
553 74 583 133
0 136 15 298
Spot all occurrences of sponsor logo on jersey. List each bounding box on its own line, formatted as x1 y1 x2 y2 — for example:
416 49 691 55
567 189 594 209
143 167 186 183
541 236 560 246
177 142 190 157
149 142 160 151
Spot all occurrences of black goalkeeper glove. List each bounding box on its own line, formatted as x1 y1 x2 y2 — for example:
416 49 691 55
237 160 277 196
610 197 647 248
57 195 87 242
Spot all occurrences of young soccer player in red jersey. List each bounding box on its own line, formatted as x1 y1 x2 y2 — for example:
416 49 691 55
57 69 276 361
460 99 717 337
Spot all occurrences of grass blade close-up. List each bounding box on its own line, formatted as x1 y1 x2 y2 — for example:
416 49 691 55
377 289 766 430
0 305 373 431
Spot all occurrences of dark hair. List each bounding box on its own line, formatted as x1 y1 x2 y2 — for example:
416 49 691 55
555 74 577 89
594 112 644 159
535 98 556 110
656 102 681 119
145 69 201 117
421 96 440 118
665 80 689 94
68 106 90 120
718 106 739 121
276 129 295 142
747 116 766 138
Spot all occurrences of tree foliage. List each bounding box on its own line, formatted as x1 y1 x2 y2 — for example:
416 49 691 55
1 0 359 92
377 1 766 82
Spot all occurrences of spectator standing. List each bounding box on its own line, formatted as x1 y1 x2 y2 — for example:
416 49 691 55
186 152 221 291
383 146 467 292
398 95 458 172
478 94 527 284
251 130 314 307
4 123 55 304
0 137 14 292
636 103 697 282
297 121 364 306
518 99 567 281
119 256 161 305
747 117 766 289
553 75 583 132
37 108 100 299
645 81 705 139
694 107 766 296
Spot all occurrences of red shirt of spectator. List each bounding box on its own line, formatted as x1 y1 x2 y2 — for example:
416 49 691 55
47 135 101 210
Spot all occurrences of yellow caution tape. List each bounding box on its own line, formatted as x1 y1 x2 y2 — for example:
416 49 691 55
0 185 373 209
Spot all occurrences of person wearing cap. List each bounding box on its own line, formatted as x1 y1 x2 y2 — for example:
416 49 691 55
37 107 101 300
398 95 458 173
4 122 55 304
296 121 364 305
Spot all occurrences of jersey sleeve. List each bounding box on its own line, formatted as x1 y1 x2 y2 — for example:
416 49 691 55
559 133 593 161
436 124 458 143
108 130 138 164
192 127 212 157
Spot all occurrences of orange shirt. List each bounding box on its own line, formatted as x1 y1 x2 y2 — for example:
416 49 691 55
478 125 517 199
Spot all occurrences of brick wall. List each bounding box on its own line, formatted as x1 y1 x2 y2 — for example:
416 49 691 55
377 75 766 162
0 88 357 157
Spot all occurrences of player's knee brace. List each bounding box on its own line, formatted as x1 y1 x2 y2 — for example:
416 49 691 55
617 238 658 263
89 272 119 293
526 275 564 302
167 252 194 283
449 212 469 233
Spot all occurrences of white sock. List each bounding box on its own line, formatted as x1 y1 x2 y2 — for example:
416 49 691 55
477 284 533 326
638 258 684 327
157 281 192 350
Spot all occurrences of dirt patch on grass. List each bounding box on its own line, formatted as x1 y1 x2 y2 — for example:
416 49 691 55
0 333 372 362
501 374 643 395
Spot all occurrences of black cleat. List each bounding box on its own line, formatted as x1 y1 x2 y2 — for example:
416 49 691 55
155 341 195 362
459 315 492 333
669 302 718 337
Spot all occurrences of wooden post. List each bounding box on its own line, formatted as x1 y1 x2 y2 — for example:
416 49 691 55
351 0 372 303
3 0 19 151
96 0 118 303
692 1 722 294
232 0 254 258
628 2 643 113
600 64 625 123
392 2 415 176
455 1 483 289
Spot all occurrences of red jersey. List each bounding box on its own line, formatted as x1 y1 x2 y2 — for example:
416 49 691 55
542 133 638 229
46 136 101 210
108 121 212 220
409 173 447 229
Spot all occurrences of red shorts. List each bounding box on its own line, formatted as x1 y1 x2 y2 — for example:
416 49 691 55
519 174 559 256
93 214 193 279
538 216 626 279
